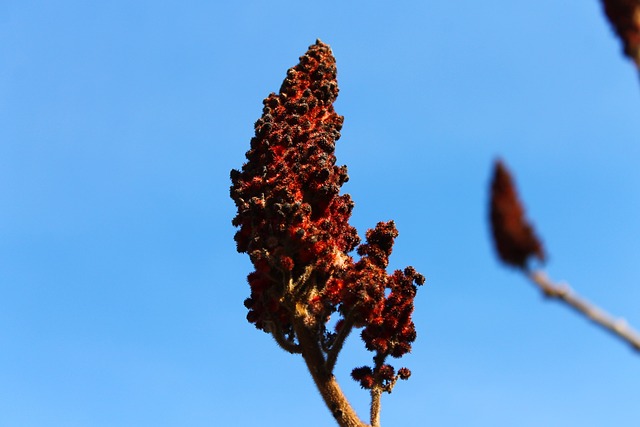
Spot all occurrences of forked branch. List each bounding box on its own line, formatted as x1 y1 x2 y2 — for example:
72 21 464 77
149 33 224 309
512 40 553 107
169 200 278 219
292 306 369 427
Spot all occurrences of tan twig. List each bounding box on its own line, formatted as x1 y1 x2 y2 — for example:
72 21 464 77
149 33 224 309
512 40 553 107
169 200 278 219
527 270 640 353
370 388 382 427
369 353 387 427
292 303 369 427
268 322 301 354
326 310 356 373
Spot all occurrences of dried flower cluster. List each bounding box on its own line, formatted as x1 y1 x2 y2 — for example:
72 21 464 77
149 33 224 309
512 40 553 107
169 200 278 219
230 39 360 339
601 0 640 67
230 40 424 425
489 160 545 269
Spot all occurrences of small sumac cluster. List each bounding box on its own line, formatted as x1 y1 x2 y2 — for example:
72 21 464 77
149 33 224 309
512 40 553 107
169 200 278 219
489 159 545 269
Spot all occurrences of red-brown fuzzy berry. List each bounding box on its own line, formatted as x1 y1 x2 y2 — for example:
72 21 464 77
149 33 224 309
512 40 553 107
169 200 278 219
351 366 375 389
397 367 411 380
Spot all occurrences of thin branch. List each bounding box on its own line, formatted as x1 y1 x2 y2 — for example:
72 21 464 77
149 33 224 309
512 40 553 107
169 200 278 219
292 303 369 427
269 322 302 354
292 265 315 297
326 310 357 373
370 388 382 427
526 270 640 353
369 353 386 427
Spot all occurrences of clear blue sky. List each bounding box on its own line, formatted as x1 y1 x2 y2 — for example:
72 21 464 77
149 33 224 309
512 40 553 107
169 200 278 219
1 1 639 426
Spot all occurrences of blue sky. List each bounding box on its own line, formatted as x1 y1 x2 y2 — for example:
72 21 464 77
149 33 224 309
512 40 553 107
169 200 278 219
1 1 639 426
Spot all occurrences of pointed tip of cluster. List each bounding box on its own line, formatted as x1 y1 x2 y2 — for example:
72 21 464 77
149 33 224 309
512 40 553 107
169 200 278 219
489 159 545 270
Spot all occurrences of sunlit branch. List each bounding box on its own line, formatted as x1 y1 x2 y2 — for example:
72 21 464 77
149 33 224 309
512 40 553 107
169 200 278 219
526 270 640 353
326 310 356 373
269 322 302 354
292 305 368 427
369 353 386 427
370 388 382 427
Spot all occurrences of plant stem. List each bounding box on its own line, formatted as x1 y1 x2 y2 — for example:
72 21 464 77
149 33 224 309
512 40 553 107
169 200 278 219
293 304 368 427
270 322 301 354
527 270 640 353
370 388 382 427
326 311 356 372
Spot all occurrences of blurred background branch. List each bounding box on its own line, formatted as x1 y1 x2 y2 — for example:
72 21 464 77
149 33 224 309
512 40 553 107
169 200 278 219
489 160 640 355
526 270 640 352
